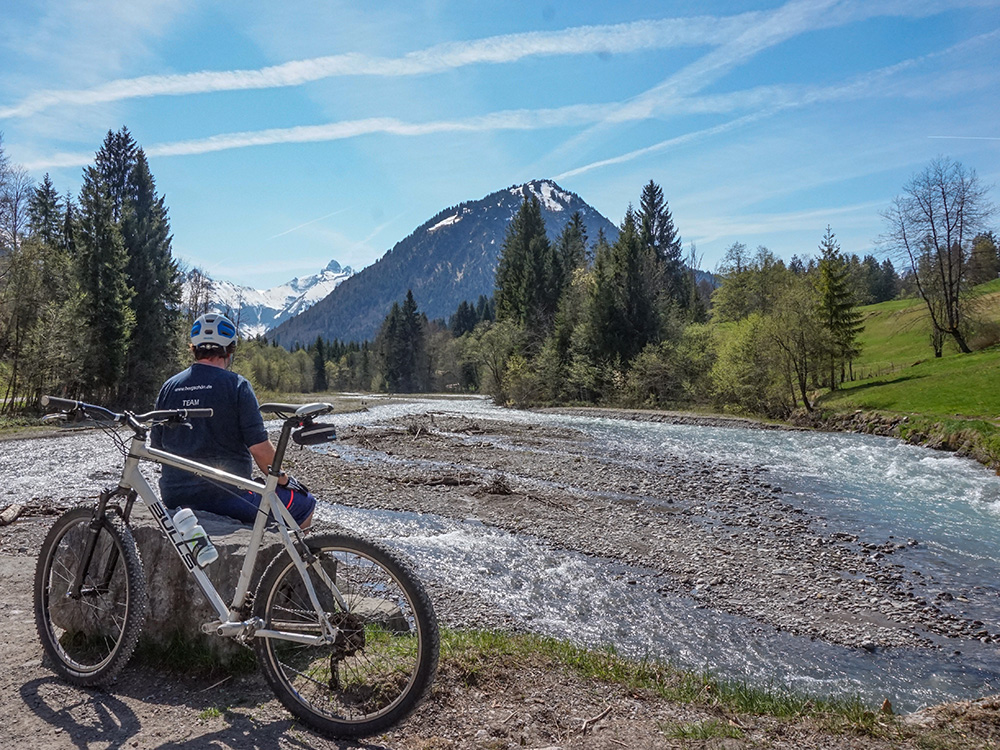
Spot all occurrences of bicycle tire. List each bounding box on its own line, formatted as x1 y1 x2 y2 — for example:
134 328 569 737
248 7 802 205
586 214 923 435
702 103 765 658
34 505 148 686
253 532 439 738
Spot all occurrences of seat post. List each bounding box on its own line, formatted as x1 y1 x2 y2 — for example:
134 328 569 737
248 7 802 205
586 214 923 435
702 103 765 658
270 419 296 477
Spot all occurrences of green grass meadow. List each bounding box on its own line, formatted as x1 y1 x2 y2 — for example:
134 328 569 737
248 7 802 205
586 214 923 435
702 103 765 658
815 283 1000 468
820 282 1000 421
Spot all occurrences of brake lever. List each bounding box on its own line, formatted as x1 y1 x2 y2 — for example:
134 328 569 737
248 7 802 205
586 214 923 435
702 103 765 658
153 415 194 430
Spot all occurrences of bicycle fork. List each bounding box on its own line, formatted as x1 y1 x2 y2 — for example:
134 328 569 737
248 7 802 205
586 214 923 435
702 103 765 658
68 487 134 599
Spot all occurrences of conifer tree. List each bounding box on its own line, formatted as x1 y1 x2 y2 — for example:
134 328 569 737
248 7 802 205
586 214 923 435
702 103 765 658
28 174 62 247
76 166 134 401
474 295 494 324
639 180 687 308
61 192 79 257
374 290 428 392
554 211 588 284
449 300 478 337
119 148 182 406
815 226 863 388
312 336 328 391
495 195 558 345
874 259 899 303
95 127 138 222
86 129 182 406
590 207 660 365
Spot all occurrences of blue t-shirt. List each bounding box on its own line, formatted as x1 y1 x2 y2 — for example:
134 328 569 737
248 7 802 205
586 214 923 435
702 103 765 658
151 363 268 516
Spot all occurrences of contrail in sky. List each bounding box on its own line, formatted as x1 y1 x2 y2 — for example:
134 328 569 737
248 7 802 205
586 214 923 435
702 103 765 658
929 135 1000 141
0 14 759 120
266 209 348 240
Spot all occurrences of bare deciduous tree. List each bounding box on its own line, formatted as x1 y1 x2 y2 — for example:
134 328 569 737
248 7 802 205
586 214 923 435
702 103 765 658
881 157 995 355
0 165 34 254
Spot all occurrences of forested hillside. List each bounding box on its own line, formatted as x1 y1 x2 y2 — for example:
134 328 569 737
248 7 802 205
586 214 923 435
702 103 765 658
247 161 998 447
2 128 996 435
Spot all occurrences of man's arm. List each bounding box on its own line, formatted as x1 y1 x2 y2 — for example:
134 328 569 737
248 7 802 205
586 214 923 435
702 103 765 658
248 440 289 485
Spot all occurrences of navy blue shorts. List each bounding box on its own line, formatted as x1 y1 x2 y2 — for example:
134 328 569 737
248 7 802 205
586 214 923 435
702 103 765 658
247 484 316 526
166 483 316 527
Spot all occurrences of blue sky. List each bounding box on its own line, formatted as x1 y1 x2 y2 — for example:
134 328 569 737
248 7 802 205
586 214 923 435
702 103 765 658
2 0 999 289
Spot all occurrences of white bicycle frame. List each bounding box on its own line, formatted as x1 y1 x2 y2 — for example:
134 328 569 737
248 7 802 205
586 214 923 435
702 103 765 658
118 433 346 646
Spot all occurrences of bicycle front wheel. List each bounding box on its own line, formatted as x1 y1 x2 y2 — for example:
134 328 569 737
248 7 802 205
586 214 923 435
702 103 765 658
253 533 439 738
34 505 148 686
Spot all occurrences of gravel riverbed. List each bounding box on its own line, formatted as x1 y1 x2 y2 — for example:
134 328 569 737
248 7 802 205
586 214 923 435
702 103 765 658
2 402 999 748
284 408 994 651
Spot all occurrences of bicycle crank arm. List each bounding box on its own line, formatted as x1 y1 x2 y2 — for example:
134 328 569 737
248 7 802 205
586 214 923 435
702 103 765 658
253 629 333 646
202 617 265 638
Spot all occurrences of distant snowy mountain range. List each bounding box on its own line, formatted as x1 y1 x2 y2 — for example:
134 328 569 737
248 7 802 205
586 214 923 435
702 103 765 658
184 260 353 337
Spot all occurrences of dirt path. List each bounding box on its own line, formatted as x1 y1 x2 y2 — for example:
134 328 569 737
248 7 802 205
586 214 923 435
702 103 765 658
2 404 999 748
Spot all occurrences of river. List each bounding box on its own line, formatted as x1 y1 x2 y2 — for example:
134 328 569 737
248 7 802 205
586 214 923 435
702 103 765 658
9 395 1000 713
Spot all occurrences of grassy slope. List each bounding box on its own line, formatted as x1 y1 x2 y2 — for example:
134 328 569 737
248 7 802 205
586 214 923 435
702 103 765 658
815 282 1000 467
819 281 1000 420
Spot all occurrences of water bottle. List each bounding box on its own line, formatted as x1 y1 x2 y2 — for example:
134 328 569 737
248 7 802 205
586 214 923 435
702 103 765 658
172 508 219 567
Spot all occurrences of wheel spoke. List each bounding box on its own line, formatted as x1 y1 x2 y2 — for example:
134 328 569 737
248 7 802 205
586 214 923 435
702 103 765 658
34 507 147 686
254 533 438 737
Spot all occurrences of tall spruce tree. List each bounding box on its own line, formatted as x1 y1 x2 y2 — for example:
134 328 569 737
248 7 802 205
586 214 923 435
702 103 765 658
374 290 428 393
95 127 138 222
87 129 182 406
494 195 558 346
554 211 588 284
312 336 328 392
874 259 899 302
590 207 660 364
639 180 687 309
62 192 79 257
119 148 182 406
28 174 62 247
77 166 134 401
449 300 478 337
815 226 863 389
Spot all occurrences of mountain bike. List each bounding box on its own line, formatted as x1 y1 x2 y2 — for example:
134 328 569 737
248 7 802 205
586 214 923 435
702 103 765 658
33 395 438 738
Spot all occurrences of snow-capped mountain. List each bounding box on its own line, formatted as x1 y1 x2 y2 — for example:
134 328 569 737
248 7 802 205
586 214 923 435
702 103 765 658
270 179 619 345
185 260 353 337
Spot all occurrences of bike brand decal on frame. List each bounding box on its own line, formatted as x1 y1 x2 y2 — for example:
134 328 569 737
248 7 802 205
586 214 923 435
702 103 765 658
150 501 197 572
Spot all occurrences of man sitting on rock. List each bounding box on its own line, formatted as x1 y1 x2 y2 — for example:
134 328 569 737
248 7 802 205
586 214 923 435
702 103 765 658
151 312 315 528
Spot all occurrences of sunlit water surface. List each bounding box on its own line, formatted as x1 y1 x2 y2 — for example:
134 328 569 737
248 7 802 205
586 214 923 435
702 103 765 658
317 397 1000 712
10 395 1000 712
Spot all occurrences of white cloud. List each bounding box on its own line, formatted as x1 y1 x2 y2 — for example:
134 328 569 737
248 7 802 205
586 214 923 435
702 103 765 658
0 13 761 120
554 113 772 180
546 0 1000 163
553 25 1000 180
22 106 619 169
929 136 1000 141
687 200 888 248
4 0 190 88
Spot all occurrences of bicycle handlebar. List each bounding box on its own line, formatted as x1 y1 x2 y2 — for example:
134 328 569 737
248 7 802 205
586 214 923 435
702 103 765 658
136 407 214 421
41 395 213 426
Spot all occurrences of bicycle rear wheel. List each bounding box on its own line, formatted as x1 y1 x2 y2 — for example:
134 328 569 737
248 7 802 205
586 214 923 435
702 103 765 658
34 505 148 685
253 533 438 738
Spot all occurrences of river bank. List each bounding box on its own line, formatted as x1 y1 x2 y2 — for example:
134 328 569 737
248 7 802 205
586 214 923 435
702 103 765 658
2 399 999 747
306 407 996 650
789 407 1000 473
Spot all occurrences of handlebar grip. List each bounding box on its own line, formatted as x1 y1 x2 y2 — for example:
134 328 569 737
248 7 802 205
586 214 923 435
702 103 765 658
181 408 214 419
41 395 81 410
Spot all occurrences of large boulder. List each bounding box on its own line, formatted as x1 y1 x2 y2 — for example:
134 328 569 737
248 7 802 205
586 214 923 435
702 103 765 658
129 510 282 664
